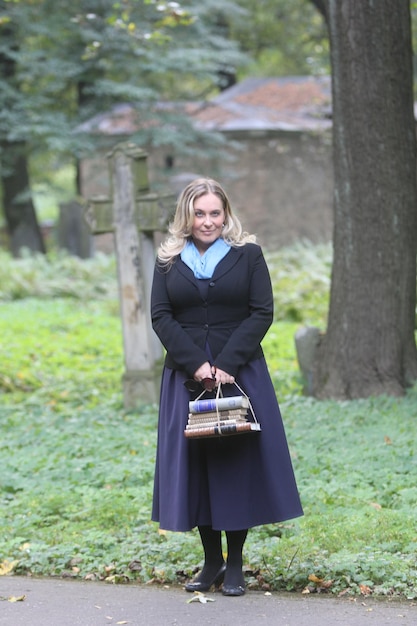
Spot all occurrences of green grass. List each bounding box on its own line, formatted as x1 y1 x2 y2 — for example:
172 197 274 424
0 298 123 409
1 248 417 598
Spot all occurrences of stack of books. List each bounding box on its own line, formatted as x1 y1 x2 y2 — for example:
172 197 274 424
184 395 261 439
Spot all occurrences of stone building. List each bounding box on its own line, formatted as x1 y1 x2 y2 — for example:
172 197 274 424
80 75 333 251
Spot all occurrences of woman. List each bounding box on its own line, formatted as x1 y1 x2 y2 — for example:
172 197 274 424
151 178 303 596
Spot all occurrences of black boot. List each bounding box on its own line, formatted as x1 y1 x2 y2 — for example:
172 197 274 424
185 526 225 592
222 529 248 596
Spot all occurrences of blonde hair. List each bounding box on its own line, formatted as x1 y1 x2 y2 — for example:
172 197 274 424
157 178 256 266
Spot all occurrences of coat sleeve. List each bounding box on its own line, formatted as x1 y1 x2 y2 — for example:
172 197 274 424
213 247 274 377
151 262 209 377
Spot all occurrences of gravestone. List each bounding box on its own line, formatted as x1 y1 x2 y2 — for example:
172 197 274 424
57 201 93 258
85 142 174 408
294 326 322 396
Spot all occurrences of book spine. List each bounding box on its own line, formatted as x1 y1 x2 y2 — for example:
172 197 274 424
186 418 248 429
188 410 248 423
189 396 248 414
188 408 247 420
184 422 261 438
187 417 247 428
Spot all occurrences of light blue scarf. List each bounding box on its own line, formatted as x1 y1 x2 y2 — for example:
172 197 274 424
181 238 231 279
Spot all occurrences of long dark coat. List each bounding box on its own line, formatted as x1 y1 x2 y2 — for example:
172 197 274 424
151 243 303 531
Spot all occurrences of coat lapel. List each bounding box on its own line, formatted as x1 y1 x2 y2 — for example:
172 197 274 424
212 246 243 280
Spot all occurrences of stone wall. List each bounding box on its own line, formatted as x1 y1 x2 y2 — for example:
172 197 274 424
81 128 333 252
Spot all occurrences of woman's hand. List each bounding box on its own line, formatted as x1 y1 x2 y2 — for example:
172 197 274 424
193 363 235 386
193 362 214 383
213 366 235 386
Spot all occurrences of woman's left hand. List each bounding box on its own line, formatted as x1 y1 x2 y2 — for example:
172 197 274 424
213 366 235 386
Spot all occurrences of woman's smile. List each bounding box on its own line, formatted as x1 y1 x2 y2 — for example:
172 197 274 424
191 193 225 254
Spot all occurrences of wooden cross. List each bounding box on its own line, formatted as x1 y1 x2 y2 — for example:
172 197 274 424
85 142 174 408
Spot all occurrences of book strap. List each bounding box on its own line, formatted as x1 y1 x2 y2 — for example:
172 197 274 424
232 381 258 425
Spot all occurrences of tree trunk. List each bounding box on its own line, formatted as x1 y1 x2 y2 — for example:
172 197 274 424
314 0 417 399
1 144 46 256
0 16 45 256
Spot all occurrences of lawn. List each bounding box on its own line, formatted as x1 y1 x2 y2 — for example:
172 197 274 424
0 247 416 598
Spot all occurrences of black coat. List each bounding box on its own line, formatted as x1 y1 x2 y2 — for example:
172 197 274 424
151 242 303 531
151 243 274 378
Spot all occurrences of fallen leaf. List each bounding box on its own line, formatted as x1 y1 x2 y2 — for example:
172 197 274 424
308 574 323 584
384 436 392 445
0 560 19 576
128 560 142 572
359 584 372 595
369 502 382 510
308 573 333 589
116 621 129 624
105 574 130 584
186 592 215 604
8 595 26 603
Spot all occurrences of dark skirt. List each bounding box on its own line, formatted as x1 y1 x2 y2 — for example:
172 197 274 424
152 357 303 531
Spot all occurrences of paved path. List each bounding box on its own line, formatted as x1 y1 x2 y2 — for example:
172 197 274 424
1 576 416 626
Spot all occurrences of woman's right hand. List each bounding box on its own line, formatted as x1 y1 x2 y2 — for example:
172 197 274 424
193 361 214 383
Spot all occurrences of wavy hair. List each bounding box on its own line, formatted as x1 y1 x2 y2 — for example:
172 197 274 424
157 178 256 266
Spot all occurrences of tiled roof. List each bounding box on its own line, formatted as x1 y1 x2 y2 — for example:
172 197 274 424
80 76 332 136
189 76 332 132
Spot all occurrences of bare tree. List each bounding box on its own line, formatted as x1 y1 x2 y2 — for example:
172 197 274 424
313 0 417 398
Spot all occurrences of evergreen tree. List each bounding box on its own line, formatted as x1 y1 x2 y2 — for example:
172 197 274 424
0 0 246 254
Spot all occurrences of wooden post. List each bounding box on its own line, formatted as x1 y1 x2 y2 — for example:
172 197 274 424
85 142 174 408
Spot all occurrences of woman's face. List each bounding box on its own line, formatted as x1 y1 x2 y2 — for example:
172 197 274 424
191 193 225 254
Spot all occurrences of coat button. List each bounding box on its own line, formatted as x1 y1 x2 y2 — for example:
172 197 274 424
209 281 215 287
204 323 209 329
